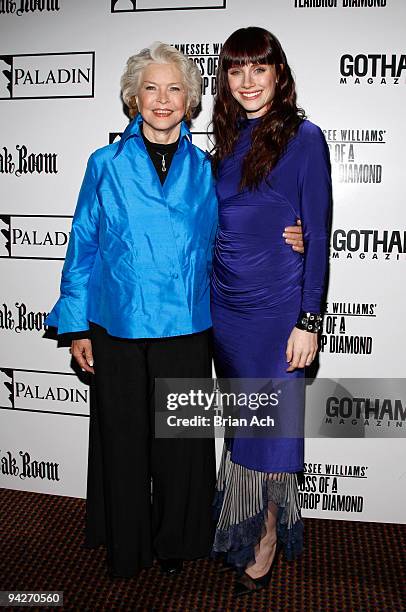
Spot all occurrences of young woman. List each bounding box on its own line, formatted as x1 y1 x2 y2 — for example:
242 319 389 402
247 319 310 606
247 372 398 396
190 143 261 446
210 27 332 595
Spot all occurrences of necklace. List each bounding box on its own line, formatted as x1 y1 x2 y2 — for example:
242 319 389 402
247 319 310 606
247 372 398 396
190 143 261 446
155 152 167 173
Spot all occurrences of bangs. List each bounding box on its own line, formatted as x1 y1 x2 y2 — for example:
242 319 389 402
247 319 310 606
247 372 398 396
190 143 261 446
221 27 277 71
222 49 275 71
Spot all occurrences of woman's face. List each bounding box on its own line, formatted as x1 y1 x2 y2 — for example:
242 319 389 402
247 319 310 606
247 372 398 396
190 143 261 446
136 62 187 137
227 63 277 119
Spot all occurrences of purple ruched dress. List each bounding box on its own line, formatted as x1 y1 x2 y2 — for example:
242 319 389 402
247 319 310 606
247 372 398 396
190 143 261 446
211 117 331 567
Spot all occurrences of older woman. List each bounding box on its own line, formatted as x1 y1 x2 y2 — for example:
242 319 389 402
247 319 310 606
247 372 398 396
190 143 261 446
46 43 218 578
46 42 304 579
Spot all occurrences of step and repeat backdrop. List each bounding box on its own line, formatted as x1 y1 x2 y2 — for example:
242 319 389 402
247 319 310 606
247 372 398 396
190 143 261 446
1 0 405 524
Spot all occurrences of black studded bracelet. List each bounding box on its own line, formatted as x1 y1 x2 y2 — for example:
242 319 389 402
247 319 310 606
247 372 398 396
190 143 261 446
295 311 323 333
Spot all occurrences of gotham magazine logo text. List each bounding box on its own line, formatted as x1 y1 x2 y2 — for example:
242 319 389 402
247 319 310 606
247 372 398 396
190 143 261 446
0 0 60 15
325 396 405 429
339 54 406 85
0 52 95 100
111 0 226 13
331 229 406 261
303 379 406 441
0 215 71 259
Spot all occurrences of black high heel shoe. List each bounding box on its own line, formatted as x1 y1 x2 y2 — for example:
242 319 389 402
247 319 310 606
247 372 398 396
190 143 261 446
234 547 279 597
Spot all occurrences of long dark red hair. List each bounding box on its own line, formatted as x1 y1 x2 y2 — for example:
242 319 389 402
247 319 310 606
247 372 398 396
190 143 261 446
212 27 305 190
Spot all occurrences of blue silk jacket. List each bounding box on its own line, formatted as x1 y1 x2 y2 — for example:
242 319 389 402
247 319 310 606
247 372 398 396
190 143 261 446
46 114 218 338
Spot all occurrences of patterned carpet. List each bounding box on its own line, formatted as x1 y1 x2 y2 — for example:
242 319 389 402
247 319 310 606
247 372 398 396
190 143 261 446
0 488 405 612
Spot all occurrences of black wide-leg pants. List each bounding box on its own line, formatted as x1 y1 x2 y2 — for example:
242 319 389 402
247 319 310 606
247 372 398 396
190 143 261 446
84 323 216 577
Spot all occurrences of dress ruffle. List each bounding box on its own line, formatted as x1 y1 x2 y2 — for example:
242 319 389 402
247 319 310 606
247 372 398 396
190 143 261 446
212 446 303 569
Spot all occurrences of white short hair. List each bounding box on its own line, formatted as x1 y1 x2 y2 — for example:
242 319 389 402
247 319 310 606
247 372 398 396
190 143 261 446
120 42 202 119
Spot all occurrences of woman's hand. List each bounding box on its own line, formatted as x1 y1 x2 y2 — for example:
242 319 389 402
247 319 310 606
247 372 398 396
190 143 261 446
71 339 95 374
286 327 317 372
283 218 304 254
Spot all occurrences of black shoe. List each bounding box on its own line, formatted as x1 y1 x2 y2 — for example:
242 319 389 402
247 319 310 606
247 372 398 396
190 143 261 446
157 558 184 575
234 566 274 596
234 548 279 597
